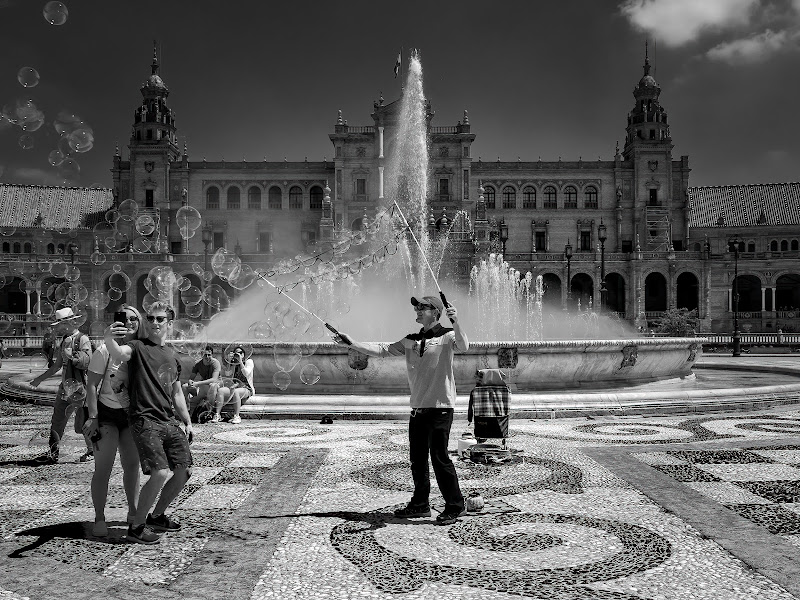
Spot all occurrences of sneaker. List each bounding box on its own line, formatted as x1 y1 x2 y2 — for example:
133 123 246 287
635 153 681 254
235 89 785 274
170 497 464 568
127 524 161 544
210 413 221 423
393 503 431 518
92 520 108 537
229 415 242 424
80 450 94 462
436 508 467 526
146 513 181 532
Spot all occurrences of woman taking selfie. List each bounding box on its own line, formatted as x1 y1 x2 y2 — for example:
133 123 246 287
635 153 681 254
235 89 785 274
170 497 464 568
83 305 145 537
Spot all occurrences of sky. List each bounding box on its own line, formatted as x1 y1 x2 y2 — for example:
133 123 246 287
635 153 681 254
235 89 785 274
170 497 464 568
0 0 799 189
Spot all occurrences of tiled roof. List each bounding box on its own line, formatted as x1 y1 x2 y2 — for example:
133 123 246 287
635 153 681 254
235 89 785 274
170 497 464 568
0 184 114 230
688 182 800 228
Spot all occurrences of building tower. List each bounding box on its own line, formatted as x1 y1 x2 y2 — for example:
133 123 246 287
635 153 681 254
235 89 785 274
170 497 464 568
622 44 683 251
112 42 180 252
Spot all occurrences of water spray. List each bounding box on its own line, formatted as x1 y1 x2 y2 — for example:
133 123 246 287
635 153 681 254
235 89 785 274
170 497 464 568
392 199 453 321
254 271 351 345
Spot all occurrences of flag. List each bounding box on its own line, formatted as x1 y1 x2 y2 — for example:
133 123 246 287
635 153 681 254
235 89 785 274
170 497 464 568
394 53 401 78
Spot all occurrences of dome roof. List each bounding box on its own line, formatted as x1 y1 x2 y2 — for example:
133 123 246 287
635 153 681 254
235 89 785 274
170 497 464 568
638 74 657 88
144 74 166 90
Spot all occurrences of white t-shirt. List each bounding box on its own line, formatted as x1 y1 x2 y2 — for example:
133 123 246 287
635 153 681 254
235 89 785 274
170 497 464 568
88 343 130 409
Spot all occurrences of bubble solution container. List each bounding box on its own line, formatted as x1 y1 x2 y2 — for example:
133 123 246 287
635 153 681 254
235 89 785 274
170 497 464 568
458 432 477 458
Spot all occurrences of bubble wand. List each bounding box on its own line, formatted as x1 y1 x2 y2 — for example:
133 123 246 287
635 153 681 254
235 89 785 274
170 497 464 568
254 270 350 345
391 199 453 321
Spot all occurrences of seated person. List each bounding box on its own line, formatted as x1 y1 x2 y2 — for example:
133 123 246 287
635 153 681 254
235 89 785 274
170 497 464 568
210 345 254 424
182 345 220 418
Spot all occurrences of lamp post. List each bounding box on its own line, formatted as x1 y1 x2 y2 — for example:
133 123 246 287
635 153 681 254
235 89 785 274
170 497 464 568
499 219 508 256
202 225 213 319
598 219 607 312
565 239 573 307
730 239 741 357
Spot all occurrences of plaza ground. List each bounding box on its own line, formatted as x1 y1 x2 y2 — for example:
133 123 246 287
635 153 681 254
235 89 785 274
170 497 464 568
2 358 800 599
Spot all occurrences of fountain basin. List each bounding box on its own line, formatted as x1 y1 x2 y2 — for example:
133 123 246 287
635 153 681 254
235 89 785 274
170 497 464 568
190 337 704 395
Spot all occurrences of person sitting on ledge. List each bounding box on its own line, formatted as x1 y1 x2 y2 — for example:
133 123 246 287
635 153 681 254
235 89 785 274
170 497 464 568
209 345 254 424
182 345 220 421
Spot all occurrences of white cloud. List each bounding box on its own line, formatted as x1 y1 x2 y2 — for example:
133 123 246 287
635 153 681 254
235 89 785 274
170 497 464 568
706 28 800 63
620 0 760 46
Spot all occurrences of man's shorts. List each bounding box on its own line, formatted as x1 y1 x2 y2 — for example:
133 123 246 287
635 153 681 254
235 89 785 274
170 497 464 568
97 401 130 431
131 417 193 475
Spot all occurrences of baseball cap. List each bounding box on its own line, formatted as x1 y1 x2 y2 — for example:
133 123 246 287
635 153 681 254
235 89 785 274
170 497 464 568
410 296 444 313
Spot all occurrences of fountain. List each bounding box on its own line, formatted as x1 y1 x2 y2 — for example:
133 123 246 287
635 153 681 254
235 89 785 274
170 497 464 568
8 52 798 417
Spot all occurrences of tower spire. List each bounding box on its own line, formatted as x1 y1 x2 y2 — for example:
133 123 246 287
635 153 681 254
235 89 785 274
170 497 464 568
151 40 159 75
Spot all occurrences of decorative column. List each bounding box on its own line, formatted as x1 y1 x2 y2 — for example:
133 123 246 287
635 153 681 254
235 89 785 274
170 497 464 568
320 181 334 241
378 126 384 159
378 166 384 199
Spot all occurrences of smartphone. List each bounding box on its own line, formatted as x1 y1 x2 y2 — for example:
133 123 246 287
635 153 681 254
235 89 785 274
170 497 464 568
113 310 127 338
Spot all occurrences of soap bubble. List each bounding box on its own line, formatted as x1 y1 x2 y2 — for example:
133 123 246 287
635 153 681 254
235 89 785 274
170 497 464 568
107 287 122 301
67 128 93 153
63 378 86 404
299 364 320 385
223 342 252 364
17 67 40 88
63 264 80 282
274 345 301 373
180 285 202 306
4 98 45 131
18 134 34 150
191 263 204 277
131 237 152 253
227 263 256 290
177 276 191 292
185 303 203 318
26 354 49 371
33 300 54 318
272 371 291 391
135 214 156 236
248 320 273 340
118 199 138 221
90 250 106 265
108 270 132 291
58 157 80 181
175 205 201 231
43 1 68 25
202 284 229 310
172 318 204 340
0 226 16 236
157 362 178 389
87 289 109 311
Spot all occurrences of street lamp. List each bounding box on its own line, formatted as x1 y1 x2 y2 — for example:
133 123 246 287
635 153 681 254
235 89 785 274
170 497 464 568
730 239 741 357
598 219 607 311
202 225 213 319
499 219 509 256
565 239 573 306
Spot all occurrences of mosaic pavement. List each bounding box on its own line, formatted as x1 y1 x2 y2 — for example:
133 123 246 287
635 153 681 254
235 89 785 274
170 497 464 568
3 399 800 598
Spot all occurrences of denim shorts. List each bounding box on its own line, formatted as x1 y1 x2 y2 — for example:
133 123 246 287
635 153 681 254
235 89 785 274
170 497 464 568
97 402 130 431
132 417 193 475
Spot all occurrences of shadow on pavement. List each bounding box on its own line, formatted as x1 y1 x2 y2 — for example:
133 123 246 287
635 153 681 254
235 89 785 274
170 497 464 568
9 521 130 557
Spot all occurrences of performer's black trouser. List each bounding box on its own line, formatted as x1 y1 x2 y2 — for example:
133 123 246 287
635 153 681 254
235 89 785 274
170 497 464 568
408 408 464 512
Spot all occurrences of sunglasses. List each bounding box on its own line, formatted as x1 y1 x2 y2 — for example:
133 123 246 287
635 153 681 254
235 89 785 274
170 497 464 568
414 304 436 312
124 316 139 323
146 315 170 323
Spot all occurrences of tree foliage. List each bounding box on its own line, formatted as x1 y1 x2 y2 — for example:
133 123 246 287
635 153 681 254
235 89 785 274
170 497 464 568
655 308 698 337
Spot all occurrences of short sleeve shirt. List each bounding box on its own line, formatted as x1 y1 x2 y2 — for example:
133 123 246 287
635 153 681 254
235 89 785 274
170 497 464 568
126 338 182 423
88 343 130 409
191 357 220 381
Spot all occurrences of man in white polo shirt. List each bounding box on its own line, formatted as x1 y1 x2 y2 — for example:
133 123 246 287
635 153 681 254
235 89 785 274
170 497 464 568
333 295 469 525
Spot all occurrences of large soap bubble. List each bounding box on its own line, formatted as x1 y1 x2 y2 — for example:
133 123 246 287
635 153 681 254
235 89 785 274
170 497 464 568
18 134 34 150
43 1 68 25
202 284 230 310
175 206 201 231
272 371 291 391
158 363 178 389
135 214 156 236
17 67 40 88
299 364 321 385
118 198 138 221
180 285 202 306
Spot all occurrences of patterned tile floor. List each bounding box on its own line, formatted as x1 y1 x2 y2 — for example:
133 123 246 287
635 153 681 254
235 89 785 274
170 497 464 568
3 399 800 598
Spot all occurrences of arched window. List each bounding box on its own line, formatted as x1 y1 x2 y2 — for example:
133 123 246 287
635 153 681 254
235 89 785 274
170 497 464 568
747 241 755 252
771 240 779 251
484 186 495 209
206 186 220 210
57 243 65 254
310 186 323 210
248 187 261 210
268 186 282 210
12 242 21 253
289 186 303 210
584 187 598 209
543 186 557 208
564 186 577 209
502 187 516 209
792 240 799 251
23 242 32 253
781 240 789 251
2 242 9 253
227 186 240 210
522 187 536 209
47 243 55 254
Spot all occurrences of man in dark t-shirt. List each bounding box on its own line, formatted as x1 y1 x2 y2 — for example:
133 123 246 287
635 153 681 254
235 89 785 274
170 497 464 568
105 301 193 545
182 345 220 415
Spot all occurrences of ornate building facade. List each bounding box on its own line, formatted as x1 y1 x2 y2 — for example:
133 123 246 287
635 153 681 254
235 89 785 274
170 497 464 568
0 49 798 336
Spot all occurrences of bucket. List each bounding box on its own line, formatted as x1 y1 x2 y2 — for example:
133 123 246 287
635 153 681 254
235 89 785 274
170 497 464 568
458 436 477 457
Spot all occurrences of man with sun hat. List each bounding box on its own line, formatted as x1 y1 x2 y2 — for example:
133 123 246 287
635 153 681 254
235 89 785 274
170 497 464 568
30 306 93 463
332 295 469 526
